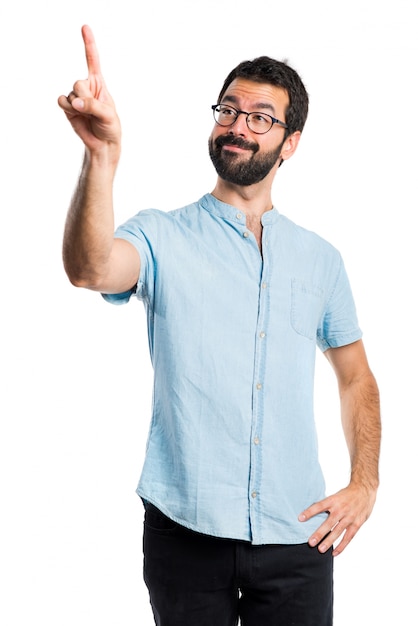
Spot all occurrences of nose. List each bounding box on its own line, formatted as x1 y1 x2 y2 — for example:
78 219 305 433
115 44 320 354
228 111 248 135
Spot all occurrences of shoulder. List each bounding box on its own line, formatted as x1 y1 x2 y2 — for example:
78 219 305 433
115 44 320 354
115 199 203 237
134 199 202 224
277 214 341 259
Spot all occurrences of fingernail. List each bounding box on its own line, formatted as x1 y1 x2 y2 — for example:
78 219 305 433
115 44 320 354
298 514 306 521
72 98 84 110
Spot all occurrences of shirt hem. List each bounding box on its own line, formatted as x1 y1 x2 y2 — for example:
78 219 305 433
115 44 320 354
138 489 313 546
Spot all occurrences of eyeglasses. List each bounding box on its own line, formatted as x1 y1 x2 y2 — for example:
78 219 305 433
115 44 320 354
212 103 288 134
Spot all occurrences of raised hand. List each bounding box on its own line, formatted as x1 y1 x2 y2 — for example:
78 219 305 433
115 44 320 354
58 25 121 156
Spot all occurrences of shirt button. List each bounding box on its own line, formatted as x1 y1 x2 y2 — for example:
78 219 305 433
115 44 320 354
254 437 260 445
259 331 266 338
261 282 267 289
251 491 257 498
236 212 242 220
256 383 262 390
243 231 250 238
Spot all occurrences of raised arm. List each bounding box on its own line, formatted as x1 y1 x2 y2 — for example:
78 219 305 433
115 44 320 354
58 25 139 293
298 339 381 556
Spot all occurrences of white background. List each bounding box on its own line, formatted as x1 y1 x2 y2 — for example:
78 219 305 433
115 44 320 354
1 1 416 624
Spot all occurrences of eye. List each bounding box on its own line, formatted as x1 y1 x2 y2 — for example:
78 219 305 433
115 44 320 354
219 106 236 118
250 113 270 124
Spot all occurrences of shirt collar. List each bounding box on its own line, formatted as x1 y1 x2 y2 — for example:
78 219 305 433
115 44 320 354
199 193 280 225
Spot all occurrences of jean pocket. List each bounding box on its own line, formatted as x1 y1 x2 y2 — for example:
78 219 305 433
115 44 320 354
290 278 324 340
144 504 179 532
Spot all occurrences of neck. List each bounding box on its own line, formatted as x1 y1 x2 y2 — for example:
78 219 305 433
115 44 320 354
211 178 274 218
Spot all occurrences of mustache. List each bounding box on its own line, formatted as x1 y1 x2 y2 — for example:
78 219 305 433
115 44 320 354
214 134 259 153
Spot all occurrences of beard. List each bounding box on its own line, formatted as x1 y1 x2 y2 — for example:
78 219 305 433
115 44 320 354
208 134 284 186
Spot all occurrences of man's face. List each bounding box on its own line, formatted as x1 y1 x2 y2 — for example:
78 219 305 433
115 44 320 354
209 78 289 186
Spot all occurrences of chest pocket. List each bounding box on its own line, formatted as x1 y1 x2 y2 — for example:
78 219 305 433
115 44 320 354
290 278 325 340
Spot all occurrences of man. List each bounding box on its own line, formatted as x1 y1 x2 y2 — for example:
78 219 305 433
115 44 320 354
58 25 381 626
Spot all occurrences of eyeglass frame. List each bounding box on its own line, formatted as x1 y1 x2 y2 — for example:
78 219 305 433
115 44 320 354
211 103 288 134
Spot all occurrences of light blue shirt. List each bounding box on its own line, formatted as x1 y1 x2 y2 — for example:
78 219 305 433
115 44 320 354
103 193 362 545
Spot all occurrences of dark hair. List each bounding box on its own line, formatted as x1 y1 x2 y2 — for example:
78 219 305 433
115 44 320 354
217 56 309 136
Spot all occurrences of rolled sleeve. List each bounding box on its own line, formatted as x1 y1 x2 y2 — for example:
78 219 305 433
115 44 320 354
316 256 362 351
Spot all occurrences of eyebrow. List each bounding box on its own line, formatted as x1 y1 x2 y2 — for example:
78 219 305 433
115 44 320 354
221 94 276 114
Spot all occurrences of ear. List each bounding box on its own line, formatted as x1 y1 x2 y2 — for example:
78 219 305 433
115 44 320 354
280 131 301 162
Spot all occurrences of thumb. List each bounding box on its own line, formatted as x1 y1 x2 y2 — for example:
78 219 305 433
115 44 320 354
71 98 85 111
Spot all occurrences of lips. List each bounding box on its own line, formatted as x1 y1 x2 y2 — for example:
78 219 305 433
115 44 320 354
215 135 259 153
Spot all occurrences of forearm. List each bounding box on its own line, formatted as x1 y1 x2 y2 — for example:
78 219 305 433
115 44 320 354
63 147 119 289
340 370 381 492
299 341 380 555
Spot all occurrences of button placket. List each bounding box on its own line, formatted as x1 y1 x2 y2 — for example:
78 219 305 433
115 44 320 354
234 212 252 243
248 234 270 536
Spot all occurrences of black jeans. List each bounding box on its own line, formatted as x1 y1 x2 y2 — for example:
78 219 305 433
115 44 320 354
143 503 333 626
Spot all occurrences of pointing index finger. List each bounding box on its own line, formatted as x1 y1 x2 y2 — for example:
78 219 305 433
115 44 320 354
81 24 102 77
